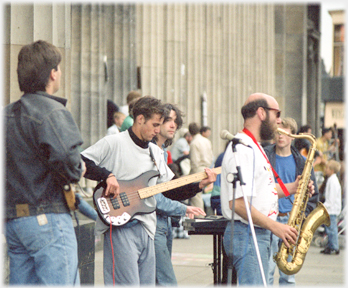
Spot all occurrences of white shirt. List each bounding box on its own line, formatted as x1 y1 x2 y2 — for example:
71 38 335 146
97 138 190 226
82 131 174 238
220 132 278 225
106 124 120 136
119 105 129 116
323 173 342 215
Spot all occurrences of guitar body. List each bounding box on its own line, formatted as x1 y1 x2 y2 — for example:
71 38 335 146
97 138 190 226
93 166 222 227
93 170 160 226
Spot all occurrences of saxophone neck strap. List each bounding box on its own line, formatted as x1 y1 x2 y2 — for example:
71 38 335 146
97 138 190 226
242 128 290 197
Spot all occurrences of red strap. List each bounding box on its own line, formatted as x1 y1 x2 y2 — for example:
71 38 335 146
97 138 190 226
242 128 290 197
110 223 116 285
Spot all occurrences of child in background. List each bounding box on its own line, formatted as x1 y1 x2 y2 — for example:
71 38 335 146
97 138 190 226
321 159 342 255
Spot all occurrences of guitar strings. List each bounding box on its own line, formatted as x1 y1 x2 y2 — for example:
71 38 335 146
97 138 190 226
103 173 209 204
103 167 221 204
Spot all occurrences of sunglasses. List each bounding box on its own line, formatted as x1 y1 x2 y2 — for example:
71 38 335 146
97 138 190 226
260 107 281 118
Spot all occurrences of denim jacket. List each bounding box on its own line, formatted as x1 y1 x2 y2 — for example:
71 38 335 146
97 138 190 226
264 144 319 215
5 92 84 219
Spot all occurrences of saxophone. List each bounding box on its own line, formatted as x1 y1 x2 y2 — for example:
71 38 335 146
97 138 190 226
274 128 331 275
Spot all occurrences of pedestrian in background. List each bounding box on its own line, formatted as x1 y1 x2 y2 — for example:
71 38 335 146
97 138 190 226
321 159 342 255
188 122 214 214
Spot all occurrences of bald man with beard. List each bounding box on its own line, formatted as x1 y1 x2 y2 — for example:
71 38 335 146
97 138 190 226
220 93 315 285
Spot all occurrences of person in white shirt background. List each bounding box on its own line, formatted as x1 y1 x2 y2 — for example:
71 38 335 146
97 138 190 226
320 159 342 255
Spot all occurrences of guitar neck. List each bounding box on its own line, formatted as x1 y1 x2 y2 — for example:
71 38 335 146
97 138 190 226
138 167 222 199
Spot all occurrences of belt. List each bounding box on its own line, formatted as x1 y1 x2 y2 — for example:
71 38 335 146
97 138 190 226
278 212 290 217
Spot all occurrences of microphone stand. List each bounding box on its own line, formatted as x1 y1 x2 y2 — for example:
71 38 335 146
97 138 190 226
227 139 267 287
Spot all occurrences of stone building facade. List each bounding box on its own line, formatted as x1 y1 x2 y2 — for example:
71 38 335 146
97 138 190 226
3 3 321 156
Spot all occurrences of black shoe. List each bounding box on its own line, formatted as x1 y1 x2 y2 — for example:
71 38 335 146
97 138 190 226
320 247 331 254
323 248 340 255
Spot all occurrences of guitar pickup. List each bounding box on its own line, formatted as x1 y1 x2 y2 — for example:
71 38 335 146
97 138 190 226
110 197 120 210
97 197 110 214
120 192 130 207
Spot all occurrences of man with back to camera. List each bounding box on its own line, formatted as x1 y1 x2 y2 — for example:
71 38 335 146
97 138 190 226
5 40 85 285
220 93 315 285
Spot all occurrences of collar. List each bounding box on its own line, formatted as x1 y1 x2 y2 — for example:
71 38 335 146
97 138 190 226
151 138 166 150
128 127 149 149
35 91 68 106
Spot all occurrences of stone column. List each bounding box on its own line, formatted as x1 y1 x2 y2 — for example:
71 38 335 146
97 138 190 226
3 3 72 106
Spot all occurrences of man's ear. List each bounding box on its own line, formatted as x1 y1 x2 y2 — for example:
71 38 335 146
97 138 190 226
50 68 57 81
45 69 55 92
136 114 145 125
256 107 266 121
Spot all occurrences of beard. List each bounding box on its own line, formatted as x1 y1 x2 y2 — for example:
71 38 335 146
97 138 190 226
260 114 275 141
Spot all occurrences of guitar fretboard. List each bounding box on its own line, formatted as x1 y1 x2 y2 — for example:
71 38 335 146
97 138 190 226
138 167 221 199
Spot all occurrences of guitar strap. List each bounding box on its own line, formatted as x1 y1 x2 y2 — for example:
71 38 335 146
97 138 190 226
242 128 290 197
149 146 160 173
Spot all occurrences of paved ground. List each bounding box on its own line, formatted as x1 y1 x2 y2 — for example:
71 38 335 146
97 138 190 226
2 198 345 286
2 227 345 286
94 233 346 286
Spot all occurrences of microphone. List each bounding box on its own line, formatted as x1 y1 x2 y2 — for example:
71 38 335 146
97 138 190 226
220 130 234 141
220 130 251 147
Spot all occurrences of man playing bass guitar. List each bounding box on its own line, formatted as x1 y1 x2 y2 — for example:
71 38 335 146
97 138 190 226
81 96 215 286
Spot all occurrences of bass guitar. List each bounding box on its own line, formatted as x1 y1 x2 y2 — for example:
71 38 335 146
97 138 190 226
93 167 221 226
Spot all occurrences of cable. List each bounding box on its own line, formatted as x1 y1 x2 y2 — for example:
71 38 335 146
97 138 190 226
110 223 115 285
239 148 256 282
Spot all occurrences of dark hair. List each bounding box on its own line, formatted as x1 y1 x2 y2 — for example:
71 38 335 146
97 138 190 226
321 127 332 136
132 96 166 122
188 122 200 136
298 124 312 134
162 103 184 130
241 99 268 120
153 103 183 148
200 126 211 134
17 40 62 93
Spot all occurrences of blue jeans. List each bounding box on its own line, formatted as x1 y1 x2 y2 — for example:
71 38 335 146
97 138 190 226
103 222 155 285
268 214 295 285
75 193 97 221
223 221 271 286
155 216 177 285
325 215 339 250
5 213 79 285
